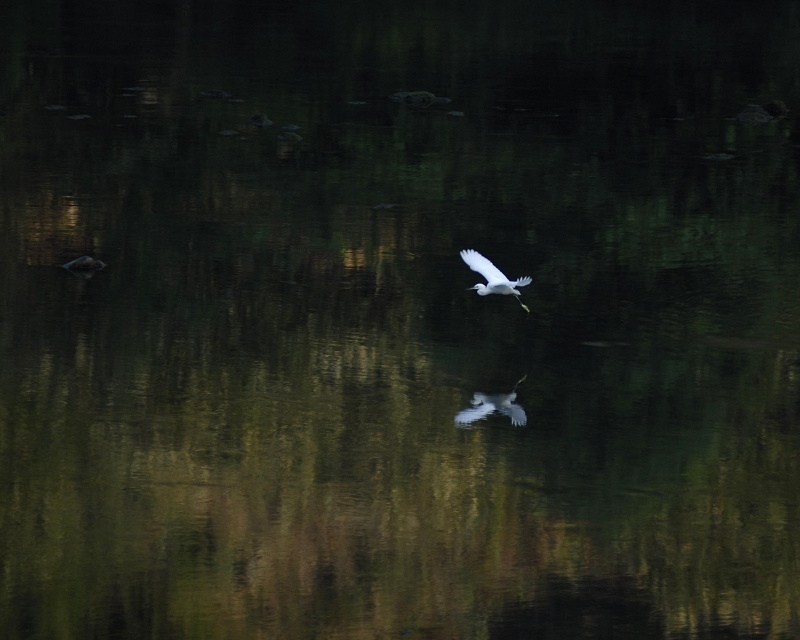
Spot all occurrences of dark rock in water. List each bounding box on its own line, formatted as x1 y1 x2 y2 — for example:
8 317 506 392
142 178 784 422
63 256 106 271
390 91 452 106
66 114 91 120
200 90 232 99
121 87 146 92
762 100 788 116
218 130 240 136
346 101 367 105
44 105 67 110
282 124 301 131
735 106 773 125
703 153 735 161
448 111 465 116
250 114 272 127
374 204 400 210
735 100 789 125
277 132 302 142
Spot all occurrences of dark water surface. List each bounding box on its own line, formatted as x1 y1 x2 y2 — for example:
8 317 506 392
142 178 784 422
2 1 800 638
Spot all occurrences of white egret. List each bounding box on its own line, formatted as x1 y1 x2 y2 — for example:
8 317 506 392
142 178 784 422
460 249 532 312
455 375 528 428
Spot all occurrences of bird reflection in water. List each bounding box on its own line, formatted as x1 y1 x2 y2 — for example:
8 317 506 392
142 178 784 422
455 375 527 428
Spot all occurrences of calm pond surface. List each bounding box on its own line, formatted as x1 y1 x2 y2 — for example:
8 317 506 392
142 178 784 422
2 1 800 638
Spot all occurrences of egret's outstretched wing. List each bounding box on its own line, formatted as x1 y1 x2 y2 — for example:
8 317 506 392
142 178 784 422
460 250 509 285
513 276 532 288
455 402 495 426
500 404 527 427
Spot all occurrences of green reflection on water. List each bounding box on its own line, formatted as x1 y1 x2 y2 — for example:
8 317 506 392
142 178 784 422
2 0 800 638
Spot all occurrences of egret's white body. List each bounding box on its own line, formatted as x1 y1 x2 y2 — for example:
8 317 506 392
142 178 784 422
460 249 532 312
455 391 527 427
455 375 528 428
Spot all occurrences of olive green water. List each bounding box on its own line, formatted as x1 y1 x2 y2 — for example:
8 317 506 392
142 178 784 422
2 1 800 638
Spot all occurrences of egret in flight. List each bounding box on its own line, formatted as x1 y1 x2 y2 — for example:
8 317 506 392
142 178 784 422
455 375 528 428
460 249 531 312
